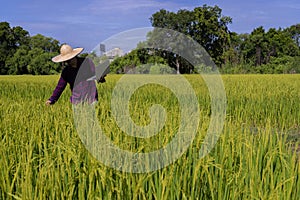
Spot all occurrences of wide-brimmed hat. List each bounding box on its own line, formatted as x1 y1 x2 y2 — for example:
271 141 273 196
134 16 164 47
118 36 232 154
52 44 84 63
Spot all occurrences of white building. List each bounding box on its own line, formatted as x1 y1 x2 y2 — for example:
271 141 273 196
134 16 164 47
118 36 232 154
104 47 124 62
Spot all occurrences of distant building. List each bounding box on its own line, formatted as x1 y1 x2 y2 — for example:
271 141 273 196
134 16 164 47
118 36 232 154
100 43 106 56
104 47 124 62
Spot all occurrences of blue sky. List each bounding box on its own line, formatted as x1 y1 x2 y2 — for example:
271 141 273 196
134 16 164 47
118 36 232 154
1 0 299 52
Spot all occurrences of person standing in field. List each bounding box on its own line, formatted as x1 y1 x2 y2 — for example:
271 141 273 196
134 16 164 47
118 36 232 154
45 44 104 106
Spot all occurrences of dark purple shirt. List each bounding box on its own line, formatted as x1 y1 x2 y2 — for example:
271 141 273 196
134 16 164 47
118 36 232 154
48 57 98 104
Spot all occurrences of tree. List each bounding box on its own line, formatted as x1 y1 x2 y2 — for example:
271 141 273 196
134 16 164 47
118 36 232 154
6 46 31 74
30 34 59 52
251 27 267 66
0 22 15 74
286 24 300 47
149 5 232 70
28 50 60 75
239 26 299 69
12 26 30 47
192 5 232 66
0 22 60 75
222 32 245 66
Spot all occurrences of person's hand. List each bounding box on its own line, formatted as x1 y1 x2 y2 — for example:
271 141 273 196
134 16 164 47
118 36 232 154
45 100 52 106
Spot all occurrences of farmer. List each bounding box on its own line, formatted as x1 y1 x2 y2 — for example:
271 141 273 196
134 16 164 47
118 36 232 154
45 44 102 106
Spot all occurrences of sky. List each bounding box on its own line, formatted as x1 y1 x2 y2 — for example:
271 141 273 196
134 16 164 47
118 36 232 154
1 0 299 52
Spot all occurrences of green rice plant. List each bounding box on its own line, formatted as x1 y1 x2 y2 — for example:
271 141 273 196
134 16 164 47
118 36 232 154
0 74 299 199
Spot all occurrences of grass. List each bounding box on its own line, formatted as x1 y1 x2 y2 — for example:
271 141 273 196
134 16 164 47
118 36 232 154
0 74 299 199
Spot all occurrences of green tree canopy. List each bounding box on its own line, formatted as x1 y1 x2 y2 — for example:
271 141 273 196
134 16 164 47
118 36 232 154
150 5 232 67
0 21 60 75
0 22 30 74
1 9 300 75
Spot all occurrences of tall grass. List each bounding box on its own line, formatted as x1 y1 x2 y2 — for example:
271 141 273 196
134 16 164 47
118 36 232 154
0 74 299 199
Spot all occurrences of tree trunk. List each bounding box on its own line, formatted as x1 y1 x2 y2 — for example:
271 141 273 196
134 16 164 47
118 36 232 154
255 46 262 66
176 58 180 74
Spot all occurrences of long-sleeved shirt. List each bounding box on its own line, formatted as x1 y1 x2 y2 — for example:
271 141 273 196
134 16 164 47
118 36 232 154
48 57 98 104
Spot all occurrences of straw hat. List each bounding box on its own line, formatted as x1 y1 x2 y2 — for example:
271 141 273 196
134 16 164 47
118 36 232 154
52 44 84 63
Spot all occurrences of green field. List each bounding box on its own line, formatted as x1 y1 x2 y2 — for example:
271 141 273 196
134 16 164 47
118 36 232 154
0 74 299 199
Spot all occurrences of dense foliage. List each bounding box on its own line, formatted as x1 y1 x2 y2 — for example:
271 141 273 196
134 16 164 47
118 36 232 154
110 5 300 74
1 5 300 74
0 22 60 75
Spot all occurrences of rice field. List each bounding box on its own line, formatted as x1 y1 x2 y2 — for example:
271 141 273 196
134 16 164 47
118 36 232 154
0 74 299 199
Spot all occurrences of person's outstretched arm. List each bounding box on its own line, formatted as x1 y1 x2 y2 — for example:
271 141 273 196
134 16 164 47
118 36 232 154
46 76 67 105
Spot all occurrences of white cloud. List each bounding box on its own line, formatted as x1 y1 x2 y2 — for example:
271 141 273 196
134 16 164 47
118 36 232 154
83 0 188 15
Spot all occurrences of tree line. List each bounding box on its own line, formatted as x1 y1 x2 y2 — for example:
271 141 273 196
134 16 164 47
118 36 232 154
110 5 300 74
0 22 62 75
1 5 300 75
